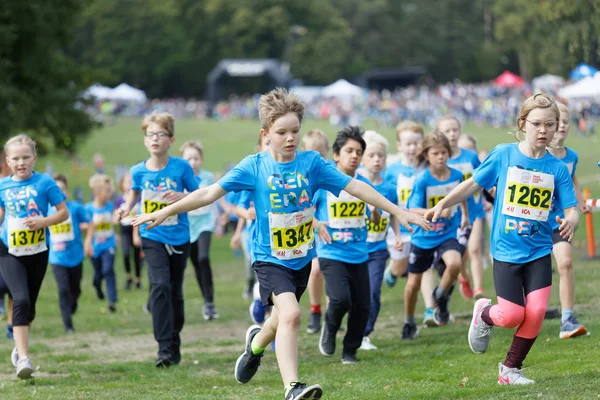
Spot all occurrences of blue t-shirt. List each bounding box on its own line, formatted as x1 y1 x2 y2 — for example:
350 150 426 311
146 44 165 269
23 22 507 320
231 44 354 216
384 160 421 235
49 200 90 267
314 174 371 263
0 172 66 252
188 169 217 242
366 180 397 254
218 150 352 270
549 148 578 230
225 192 241 223
448 148 484 222
473 143 577 264
86 201 116 258
407 167 464 249
131 157 198 246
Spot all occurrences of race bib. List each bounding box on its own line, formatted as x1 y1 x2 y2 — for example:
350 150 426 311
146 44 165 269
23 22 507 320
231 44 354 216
93 212 114 242
50 216 75 244
502 167 554 221
7 217 47 256
367 211 390 242
451 162 474 181
426 182 459 211
327 191 366 229
141 190 177 226
396 175 415 208
269 207 314 260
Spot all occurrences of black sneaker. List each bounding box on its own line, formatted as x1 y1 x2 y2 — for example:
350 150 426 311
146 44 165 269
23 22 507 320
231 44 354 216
433 287 450 326
71 301 78 315
203 302 220 320
108 304 117 313
306 312 321 334
284 382 323 400
135 281 142 290
125 278 133 291
234 325 264 384
341 352 357 364
93 282 105 300
319 322 335 356
155 351 172 368
402 322 419 340
171 344 181 365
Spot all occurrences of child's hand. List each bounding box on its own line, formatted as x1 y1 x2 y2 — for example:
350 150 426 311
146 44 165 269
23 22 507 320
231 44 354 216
394 237 403 252
230 233 241 250
132 209 168 230
162 190 185 204
557 216 574 242
396 210 430 233
440 208 452 219
317 222 332 244
24 216 46 230
84 243 94 258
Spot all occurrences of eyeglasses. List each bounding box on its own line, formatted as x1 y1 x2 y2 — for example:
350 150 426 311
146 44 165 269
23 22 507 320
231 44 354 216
525 119 557 131
145 132 171 139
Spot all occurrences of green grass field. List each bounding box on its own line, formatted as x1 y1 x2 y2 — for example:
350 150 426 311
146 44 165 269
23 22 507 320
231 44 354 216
0 118 599 399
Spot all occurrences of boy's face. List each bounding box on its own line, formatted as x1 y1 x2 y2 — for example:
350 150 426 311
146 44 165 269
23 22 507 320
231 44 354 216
262 112 301 161
397 130 422 161
305 139 329 159
362 143 386 175
144 122 174 157
182 147 203 173
334 138 363 175
438 119 461 148
56 181 69 198
93 184 112 203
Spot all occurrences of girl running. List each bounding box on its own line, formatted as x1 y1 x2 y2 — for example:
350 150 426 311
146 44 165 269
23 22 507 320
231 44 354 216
428 94 579 384
403 131 469 339
116 172 143 290
132 88 429 400
0 134 68 379
118 111 198 367
180 140 219 320
84 174 118 313
49 174 90 333
358 130 400 351
547 102 589 339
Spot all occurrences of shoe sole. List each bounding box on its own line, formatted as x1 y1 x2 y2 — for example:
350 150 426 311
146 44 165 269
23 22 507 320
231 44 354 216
155 359 172 368
423 319 438 328
468 298 491 354
234 325 261 384
17 366 33 380
559 325 588 339
318 325 334 356
306 327 320 334
292 385 323 399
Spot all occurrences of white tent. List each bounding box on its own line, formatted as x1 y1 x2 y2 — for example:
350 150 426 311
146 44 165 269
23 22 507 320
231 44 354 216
532 74 565 91
557 73 600 98
110 83 147 103
83 84 114 100
322 79 363 98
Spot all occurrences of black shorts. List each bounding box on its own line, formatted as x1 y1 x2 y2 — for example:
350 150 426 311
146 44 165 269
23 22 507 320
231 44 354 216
457 226 472 253
552 228 570 245
493 254 552 305
253 261 312 306
408 239 462 274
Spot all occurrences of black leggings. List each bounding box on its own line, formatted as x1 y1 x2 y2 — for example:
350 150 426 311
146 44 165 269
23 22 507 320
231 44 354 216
121 225 142 278
51 263 82 330
0 241 48 326
189 231 214 304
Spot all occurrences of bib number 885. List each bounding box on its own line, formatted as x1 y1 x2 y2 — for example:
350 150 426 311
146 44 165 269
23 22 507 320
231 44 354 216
272 221 313 250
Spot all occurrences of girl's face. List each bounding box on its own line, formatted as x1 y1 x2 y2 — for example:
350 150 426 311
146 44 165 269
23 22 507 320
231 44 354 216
6 144 36 180
522 107 558 151
397 130 422 161
334 138 363 175
426 144 449 172
438 119 461 149
262 112 300 162
362 143 386 175
182 147 203 173
144 122 174 157
551 111 570 146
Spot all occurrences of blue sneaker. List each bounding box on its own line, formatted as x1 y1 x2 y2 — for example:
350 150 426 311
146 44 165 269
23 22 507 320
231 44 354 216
559 315 588 339
423 308 436 327
384 265 397 288
249 300 266 324
6 324 13 340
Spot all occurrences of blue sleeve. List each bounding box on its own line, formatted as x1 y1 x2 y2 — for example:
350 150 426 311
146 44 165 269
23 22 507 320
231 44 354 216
182 162 199 192
472 152 481 169
572 153 579 178
555 164 578 211
238 191 252 208
47 179 67 207
315 157 352 196
313 189 324 212
472 146 501 190
407 176 425 209
77 203 91 223
131 166 142 191
218 156 255 193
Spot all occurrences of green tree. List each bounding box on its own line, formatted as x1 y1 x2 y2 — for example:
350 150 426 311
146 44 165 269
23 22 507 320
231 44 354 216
0 1 94 153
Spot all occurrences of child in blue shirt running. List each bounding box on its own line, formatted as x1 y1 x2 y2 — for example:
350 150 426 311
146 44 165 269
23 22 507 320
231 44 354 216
133 88 429 400
403 131 469 340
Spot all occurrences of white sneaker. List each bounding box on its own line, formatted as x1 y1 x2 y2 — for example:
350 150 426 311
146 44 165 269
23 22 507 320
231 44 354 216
468 298 493 354
498 363 535 385
16 357 33 379
359 336 378 351
11 347 18 367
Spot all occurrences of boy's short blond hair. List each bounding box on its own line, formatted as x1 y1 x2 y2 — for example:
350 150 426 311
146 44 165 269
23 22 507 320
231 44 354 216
5 134 37 155
258 88 305 130
142 111 175 137
302 129 329 150
557 102 569 115
179 140 204 159
395 120 424 142
363 130 389 152
89 173 114 192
